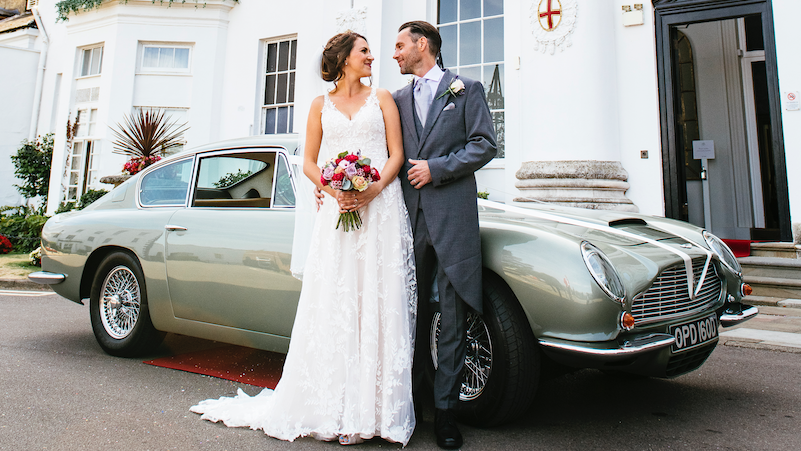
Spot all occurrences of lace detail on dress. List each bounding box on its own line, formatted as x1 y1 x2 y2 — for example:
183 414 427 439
192 87 418 446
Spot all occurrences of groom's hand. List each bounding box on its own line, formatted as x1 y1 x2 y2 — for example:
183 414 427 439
314 187 324 211
407 159 432 189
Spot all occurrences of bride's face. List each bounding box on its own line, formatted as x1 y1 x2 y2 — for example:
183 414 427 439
344 38 373 79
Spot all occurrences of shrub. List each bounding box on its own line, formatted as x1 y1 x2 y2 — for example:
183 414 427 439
0 235 12 254
11 134 53 212
0 207 48 253
77 189 109 209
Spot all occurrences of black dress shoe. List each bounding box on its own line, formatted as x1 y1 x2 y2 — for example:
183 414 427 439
434 409 463 449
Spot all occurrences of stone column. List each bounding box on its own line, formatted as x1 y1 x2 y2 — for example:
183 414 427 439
513 0 637 212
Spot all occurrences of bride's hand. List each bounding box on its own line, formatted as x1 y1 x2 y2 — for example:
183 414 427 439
353 183 381 210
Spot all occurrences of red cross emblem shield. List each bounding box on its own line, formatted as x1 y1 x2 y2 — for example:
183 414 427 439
538 0 563 31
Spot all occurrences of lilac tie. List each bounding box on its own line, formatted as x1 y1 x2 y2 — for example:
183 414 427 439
414 79 431 127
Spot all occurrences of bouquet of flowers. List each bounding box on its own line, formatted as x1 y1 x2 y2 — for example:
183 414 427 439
124 155 162 175
320 150 381 232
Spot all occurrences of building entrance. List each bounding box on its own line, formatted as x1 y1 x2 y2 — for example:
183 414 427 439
654 0 790 241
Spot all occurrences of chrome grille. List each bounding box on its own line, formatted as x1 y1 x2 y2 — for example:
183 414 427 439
632 257 723 326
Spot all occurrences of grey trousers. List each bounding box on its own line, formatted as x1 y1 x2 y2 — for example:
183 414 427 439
413 209 468 410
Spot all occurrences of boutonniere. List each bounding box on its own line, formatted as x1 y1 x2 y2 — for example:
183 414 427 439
436 77 466 100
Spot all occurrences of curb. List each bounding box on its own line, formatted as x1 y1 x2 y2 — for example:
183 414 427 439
0 277 52 291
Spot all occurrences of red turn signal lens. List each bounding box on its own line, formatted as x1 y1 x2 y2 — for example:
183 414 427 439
621 312 636 330
741 283 753 296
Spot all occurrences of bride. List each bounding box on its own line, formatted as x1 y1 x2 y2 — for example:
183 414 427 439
191 32 417 446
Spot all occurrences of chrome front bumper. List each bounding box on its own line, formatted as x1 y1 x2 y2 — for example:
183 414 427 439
28 271 66 285
538 333 675 362
719 305 759 327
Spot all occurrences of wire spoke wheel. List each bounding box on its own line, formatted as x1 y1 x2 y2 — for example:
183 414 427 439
99 265 141 339
430 311 493 401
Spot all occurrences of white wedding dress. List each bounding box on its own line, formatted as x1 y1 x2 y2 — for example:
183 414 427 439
191 88 418 446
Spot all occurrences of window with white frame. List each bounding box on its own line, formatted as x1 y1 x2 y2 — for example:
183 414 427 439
80 45 103 77
141 44 192 72
261 37 297 135
67 109 100 201
438 0 505 157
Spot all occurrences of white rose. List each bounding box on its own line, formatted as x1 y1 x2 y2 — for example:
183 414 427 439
451 79 465 94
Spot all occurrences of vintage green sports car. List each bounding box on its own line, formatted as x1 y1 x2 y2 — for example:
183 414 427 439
30 135 757 426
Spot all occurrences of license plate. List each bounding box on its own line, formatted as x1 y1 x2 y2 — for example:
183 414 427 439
669 314 718 353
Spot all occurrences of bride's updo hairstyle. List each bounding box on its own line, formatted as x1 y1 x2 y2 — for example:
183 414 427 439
321 31 367 83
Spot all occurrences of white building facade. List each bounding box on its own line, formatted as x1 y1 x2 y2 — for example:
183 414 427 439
1 0 798 243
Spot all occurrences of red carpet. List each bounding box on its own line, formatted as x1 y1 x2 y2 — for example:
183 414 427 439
144 345 285 388
722 239 752 258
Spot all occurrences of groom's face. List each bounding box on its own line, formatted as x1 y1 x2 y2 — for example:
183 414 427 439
393 29 423 75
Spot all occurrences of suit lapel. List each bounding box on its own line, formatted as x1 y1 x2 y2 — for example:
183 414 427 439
418 69 454 151
397 84 419 149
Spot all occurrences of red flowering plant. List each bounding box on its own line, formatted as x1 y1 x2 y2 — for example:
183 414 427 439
320 150 381 232
0 235 12 254
123 155 162 175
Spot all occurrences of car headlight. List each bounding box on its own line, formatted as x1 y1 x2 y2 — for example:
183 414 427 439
581 242 626 303
703 230 742 275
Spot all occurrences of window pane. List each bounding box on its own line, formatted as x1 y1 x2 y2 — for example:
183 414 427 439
288 72 296 103
461 0 481 20
143 47 159 68
289 40 297 70
277 73 288 104
273 156 295 207
439 25 457 67
277 106 289 134
82 49 92 76
484 17 504 62
264 74 276 105
492 111 505 158
460 21 481 66
288 105 294 132
266 43 277 72
484 63 504 105
139 158 193 206
484 0 503 16
174 48 190 68
264 108 276 134
459 65 481 82
91 47 103 74
69 171 79 184
439 0 457 23
278 41 290 71
744 15 765 51
158 48 174 68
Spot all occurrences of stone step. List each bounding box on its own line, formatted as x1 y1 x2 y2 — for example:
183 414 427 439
742 295 801 309
739 256 801 280
743 275 801 299
750 242 800 259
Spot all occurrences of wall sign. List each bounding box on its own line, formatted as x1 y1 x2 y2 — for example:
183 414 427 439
692 140 715 160
530 0 578 55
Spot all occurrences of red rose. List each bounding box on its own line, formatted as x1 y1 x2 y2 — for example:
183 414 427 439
345 154 359 162
332 172 345 181
372 168 381 181
362 165 371 174
320 175 329 186
335 158 343 165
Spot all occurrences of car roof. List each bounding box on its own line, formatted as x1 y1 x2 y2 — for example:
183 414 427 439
169 134 301 159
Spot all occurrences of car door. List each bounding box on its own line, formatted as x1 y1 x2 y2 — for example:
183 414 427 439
164 148 300 337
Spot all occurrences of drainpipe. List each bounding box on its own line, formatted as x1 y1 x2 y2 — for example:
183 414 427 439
29 4 49 141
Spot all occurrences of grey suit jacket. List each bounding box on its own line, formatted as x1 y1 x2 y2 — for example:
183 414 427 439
393 69 497 311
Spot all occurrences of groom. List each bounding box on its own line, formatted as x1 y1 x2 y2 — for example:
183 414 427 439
392 21 497 449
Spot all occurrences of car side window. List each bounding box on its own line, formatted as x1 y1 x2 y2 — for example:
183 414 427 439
272 154 295 207
193 152 276 208
139 158 193 207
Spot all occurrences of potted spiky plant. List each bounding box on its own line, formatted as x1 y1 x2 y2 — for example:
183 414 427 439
110 108 189 176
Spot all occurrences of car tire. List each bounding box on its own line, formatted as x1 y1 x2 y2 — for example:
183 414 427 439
428 272 540 427
89 252 164 356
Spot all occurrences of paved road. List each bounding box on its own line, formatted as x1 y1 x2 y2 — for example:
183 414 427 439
1 291 799 450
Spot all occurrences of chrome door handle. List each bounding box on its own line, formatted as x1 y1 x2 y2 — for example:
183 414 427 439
165 224 187 231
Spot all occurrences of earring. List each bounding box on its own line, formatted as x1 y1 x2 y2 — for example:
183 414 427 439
345 62 348 65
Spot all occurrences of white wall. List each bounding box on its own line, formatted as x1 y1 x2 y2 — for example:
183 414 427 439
0 44 39 207
772 0 801 241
